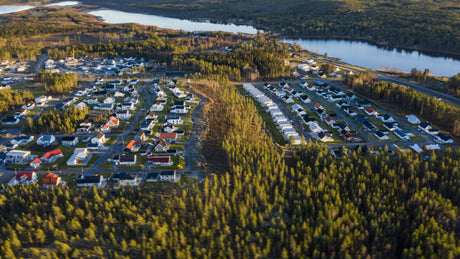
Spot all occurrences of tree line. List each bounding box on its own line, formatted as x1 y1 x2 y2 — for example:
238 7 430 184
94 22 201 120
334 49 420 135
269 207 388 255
0 82 458 258
0 88 34 113
24 105 88 134
345 73 460 136
36 71 78 94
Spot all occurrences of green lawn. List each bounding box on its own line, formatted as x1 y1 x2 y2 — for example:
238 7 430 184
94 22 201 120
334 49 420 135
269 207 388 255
104 137 117 146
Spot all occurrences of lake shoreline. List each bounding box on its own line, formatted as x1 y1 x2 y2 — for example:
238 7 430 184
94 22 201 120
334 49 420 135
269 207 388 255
78 0 460 61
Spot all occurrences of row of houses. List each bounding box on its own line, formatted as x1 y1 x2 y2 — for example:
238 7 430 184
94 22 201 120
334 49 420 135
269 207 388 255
243 83 302 144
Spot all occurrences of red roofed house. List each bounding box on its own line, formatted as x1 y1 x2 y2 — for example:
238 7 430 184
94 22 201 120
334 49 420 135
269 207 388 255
42 172 62 188
314 103 323 110
159 132 177 143
364 108 378 116
100 123 111 133
30 157 41 169
41 149 64 163
148 155 173 166
123 140 142 153
324 116 335 126
8 172 38 186
108 116 119 128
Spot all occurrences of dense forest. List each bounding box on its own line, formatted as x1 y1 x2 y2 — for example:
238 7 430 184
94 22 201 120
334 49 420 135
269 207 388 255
345 73 460 136
1 83 458 257
24 105 88 134
79 0 460 55
36 71 79 94
446 73 460 97
0 88 33 113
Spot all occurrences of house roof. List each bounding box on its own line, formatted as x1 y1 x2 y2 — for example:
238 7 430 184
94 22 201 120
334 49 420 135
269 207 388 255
109 117 119 124
62 136 77 141
32 157 41 164
94 133 105 140
160 132 177 139
325 116 334 122
42 149 62 160
148 156 170 163
365 108 376 114
42 173 59 185
125 140 136 150
16 172 35 181
315 103 322 109
120 153 136 162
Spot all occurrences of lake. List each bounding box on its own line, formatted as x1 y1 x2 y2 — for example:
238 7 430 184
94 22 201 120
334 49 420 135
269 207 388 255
86 9 259 35
0 5 34 15
284 39 460 77
1 3 459 76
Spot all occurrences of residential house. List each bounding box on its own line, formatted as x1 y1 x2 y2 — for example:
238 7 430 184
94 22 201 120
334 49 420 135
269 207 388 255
314 103 323 110
107 116 120 128
117 110 131 120
324 116 335 126
364 108 378 116
2 116 20 125
119 173 141 187
123 140 142 153
9 172 38 186
134 130 147 142
30 157 41 168
11 136 34 145
340 130 357 142
37 135 56 146
159 170 178 182
154 139 169 152
122 102 135 111
76 125 91 134
362 121 377 131
119 154 137 165
41 149 63 163
166 116 183 125
163 124 178 133
148 155 173 166
61 136 78 147
427 128 439 135
35 95 52 106
317 131 334 142
298 94 311 103
394 129 410 141
99 123 111 133
374 130 390 141
146 172 160 182
67 148 89 166
76 174 104 188
419 122 432 132
140 119 156 131
436 133 453 144
145 111 158 121
150 102 164 112
103 97 115 104
92 133 107 145
159 132 177 143
100 102 114 111
378 113 395 123
75 102 87 110
406 114 421 124
85 97 99 105
309 122 323 133
42 173 62 188
345 93 357 101
383 122 398 131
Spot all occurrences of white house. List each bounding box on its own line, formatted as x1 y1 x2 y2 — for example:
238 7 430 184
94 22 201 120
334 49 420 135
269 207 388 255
91 133 107 145
166 116 183 125
37 135 56 146
67 148 89 166
11 136 34 145
119 173 141 187
5 150 32 164
117 111 131 120
150 102 164 112
159 170 178 182
8 172 38 186
406 115 420 124
35 95 52 106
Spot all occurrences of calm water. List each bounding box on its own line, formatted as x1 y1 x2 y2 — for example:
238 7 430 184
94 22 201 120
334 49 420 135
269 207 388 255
284 39 460 77
86 9 259 35
0 5 34 15
45 1 81 7
1 3 459 76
